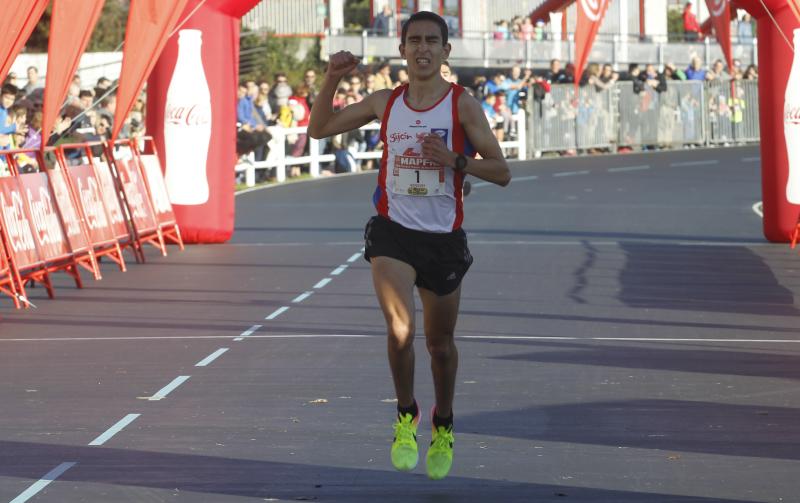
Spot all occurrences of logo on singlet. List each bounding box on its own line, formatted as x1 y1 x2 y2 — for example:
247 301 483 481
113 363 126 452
431 128 449 144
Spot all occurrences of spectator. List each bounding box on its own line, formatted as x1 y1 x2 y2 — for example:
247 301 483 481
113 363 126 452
640 64 667 93
493 20 509 40
23 67 41 96
22 110 42 149
372 4 394 36
546 59 567 84
363 74 377 96
288 86 311 174
269 73 290 111
96 77 112 91
493 90 512 141
744 64 758 80
685 56 707 81
4 72 19 89
97 95 116 129
348 74 366 100
373 62 393 90
534 19 545 41
237 83 255 127
520 17 534 41
683 2 700 41
561 63 576 85
396 68 409 87
738 13 754 43
599 64 620 85
484 72 506 96
303 69 318 108
0 85 22 135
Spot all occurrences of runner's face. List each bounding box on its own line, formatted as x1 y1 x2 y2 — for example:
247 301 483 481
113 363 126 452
400 20 450 80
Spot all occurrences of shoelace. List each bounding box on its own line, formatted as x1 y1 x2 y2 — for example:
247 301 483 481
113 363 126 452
393 414 417 444
431 426 453 449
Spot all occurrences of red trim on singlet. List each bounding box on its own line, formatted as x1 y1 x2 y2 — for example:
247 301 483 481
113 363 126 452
451 85 466 231
377 86 406 217
402 82 456 112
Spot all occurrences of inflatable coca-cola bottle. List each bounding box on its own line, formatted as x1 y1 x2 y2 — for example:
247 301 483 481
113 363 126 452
163 29 212 205
784 29 800 204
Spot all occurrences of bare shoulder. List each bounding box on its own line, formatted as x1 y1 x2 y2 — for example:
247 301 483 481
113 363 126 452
367 88 394 117
456 89 483 120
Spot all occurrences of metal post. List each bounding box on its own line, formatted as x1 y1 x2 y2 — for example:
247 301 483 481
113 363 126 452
309 136 320 178
275 128 286 183
245 152 255 187
611 34 617 69
516 112 527 161
704 36 711 67
483 32 489 68
361 29 368 65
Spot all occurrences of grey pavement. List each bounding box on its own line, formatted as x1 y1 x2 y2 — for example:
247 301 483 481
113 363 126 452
1 145 798 502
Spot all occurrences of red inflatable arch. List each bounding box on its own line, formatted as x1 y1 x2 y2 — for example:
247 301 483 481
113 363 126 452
146 0 260 243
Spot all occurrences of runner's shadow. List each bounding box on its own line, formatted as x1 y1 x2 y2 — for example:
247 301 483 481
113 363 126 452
618 243 798 315
459 399 800 462
0 440 759 502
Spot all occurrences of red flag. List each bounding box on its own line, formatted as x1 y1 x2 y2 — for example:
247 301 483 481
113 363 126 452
0 0 49 85
574 0 610 93
705 0 734 73
111 0 190 141
788 0 800 22
41 0 105 148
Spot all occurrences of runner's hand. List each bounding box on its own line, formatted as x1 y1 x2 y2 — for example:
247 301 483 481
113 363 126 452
421 133 456 168
326 51 359 83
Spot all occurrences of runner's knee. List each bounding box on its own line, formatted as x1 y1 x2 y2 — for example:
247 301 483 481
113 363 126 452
426 337 455 361
388 320 415 350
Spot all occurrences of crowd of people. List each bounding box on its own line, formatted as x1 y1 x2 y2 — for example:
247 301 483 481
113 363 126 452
0 66 142 174
236 51 757 178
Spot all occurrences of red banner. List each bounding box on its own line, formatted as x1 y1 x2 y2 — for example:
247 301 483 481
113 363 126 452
705 0 734 72
0 0 49 86
42 0 105 148
574 0 610 93
788 0 800 21
138 154 177 224
118 158 159 234
112 0 190 141
0 177 40 269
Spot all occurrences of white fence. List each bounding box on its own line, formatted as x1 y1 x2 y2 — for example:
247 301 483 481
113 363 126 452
236 111 527 187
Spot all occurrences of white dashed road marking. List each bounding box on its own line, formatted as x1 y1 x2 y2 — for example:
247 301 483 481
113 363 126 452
10 462 77 503
553 170 590 177
148 376 191 401
608 165 650 172
347 252 362 263
195 348 229 367
292 291 313 303
89 414 141 446
313 277 332 289
331 265 348 275
265 306 290 320
670 160 719 167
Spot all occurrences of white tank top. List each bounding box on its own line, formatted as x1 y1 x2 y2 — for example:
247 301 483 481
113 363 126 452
373 83 471 232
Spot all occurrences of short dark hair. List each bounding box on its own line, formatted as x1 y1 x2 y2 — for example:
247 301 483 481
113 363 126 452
79 90 93 99
1 84 17 97
401 11 448 46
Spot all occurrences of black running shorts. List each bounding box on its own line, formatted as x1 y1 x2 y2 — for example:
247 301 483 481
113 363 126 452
363 215 473 296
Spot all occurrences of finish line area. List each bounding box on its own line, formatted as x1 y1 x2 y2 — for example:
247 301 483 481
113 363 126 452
1 145 798 502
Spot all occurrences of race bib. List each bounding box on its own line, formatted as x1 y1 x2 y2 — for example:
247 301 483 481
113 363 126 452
390 149 445 197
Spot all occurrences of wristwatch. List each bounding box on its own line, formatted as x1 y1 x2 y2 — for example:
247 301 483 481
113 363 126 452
454 153 468 172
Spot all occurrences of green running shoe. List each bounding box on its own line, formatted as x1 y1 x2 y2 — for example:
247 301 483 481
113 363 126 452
426 420 454 480
391 410 420 472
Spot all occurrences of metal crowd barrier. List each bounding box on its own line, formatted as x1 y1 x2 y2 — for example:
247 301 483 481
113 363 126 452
529 79 760 154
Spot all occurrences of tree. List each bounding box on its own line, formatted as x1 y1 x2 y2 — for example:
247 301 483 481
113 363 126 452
239 30 324 84
25 0 129 53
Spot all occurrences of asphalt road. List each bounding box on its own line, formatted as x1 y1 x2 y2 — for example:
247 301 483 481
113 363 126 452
2 145 799 502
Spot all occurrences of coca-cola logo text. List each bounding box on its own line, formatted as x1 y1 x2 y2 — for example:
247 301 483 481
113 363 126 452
0 190 35 253
785 107 800 125
77 176 109 231
51 175 81 238
389 132 412 143
165 104 211 126
27 186 64 248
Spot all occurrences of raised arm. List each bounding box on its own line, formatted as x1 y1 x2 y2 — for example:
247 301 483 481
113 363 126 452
307 51 390 139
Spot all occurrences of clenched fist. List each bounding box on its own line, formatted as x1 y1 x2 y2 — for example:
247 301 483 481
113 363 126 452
325 51 360 82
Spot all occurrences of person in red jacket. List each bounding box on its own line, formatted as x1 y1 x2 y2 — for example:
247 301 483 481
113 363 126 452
683 2 701 42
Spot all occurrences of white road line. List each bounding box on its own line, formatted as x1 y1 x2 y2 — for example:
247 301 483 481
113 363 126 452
608 165 650 172
742 157 761 162
148 376 191 401
459 335 800 343
347 252 362 263
265 306 290 320
473 175 538 188
89 414 140 446
553 170 590 177
331 265 348 275
292 291 314 303
2 333 798 343
669 160 719 167
10 462 77 503
235 324 262 341
752 201 763 218
195 348 229 367
314 277 332 289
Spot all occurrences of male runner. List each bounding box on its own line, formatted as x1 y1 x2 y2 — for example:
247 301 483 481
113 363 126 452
308 11 510 480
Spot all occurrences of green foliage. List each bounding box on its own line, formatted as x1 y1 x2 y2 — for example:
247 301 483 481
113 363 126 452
667 8 684 42
26 0 128 53
345 0 371 32
239 30 325 85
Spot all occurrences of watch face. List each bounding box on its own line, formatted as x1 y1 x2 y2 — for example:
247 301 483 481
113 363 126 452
456 155 467 170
